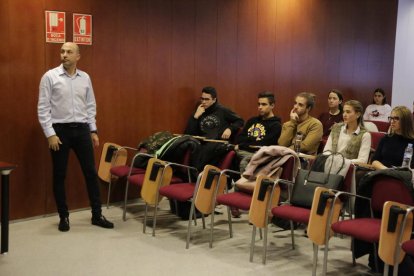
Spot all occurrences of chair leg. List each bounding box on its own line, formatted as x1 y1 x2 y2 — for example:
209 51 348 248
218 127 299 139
226 206 233 238
122 179 131 221
262 226 268 264
186 200 196 249
384 264 389 276
312 243 318 276
250 226 257 262
210 209 216 248
372 243 379 273
194 208 198 226
209 197 221 248
200 214 204 228
351 238 356 266
106 175 113 208
151 201 159 237
259 228 263 240
143 203 148 233
392 261 399 276
322 239 330 276
290 220 295 250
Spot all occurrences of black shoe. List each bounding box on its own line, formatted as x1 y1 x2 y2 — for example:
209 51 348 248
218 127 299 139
91 215 114 229
58 217 70 232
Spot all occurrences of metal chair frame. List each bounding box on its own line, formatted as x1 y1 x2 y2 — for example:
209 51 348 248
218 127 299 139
122 152 154 221
313 188 346 276
186 168 229 249
146 161 198 237
249 177 281 264
208 169 241 247
387 205 414 276
106 146 138 209
322 190 375 275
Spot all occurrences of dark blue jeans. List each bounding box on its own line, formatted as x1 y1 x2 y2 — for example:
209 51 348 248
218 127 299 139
51 123 101 219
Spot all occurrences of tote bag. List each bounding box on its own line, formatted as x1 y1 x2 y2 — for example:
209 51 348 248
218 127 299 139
290 152 345 208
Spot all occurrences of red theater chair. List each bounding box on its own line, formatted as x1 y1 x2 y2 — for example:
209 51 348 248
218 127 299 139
365 120 390 133
213 155 296 243
98 142 144 208
122 150 192 221
248 175 281 264
379 203 413 276
270 164 354 251
156 150 236 248
307 187 343 276
323 175 414 274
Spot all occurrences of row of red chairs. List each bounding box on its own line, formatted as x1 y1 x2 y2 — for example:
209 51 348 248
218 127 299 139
99 141 413 274
248 172 414 275
98 142 194 221
306 175 414 275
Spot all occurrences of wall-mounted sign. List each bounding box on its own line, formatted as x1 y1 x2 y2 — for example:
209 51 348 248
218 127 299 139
45 11 65 43
73 14 92 45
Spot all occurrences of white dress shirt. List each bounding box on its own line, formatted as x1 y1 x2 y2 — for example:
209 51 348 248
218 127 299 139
38 64 97 138
323 124 372 163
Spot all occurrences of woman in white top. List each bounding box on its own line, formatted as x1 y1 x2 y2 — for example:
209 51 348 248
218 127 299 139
363 88 392 122
324 100 372 163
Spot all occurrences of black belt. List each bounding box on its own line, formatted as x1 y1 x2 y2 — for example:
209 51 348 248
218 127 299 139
53 123 88 128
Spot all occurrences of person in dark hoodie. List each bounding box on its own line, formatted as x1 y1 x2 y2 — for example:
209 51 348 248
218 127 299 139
184 86 244 171
235 91 282 173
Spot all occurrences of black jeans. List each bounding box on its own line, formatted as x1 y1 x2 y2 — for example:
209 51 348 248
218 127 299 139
51 123 101 219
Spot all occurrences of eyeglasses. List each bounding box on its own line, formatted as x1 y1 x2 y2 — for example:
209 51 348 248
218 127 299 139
200 97 212 102
388 116 400 122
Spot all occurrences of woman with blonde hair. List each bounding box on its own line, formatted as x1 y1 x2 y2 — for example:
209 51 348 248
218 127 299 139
372 106 414 169
323 100 371 163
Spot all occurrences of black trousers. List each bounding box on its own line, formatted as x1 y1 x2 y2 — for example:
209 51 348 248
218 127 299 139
50 123 101 218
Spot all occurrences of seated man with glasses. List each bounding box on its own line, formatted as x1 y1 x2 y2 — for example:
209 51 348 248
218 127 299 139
371 106 414 169
184 86 244 171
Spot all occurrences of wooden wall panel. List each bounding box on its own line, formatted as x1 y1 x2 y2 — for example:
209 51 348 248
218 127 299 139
336 1 360 99
0 0 11 213
113 0 149 145
217 0 239 112
235 0 258 112
147 0 173 132
1 0 398 220
274 0 295 121
171 0 197 133
6 0 47 218
0 0 11 155
256 0 277 93
194 0 218 93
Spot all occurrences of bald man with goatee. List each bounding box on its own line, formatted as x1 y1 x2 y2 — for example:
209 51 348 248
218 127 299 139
38 42 114 232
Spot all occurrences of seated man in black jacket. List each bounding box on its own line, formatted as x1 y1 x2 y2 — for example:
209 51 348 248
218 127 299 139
235 91 282 173
184 86 244 171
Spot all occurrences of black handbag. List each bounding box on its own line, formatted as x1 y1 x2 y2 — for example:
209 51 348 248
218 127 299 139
290 152 345 208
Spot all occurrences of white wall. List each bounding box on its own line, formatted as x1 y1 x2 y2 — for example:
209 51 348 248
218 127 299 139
392 0 414 111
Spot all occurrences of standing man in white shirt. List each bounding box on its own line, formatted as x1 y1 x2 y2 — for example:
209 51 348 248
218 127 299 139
38 42 113 232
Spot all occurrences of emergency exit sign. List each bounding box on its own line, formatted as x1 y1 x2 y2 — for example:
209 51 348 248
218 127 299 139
45 11 65 43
